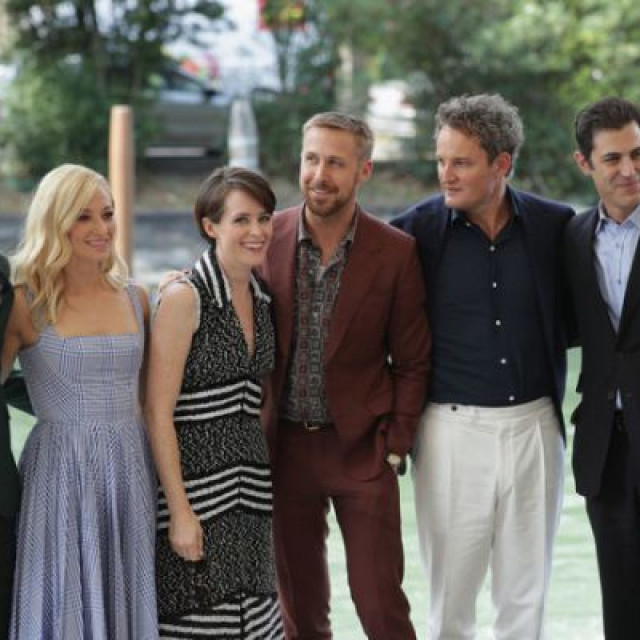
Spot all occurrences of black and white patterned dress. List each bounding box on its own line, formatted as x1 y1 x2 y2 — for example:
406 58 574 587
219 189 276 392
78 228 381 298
156 248 283 639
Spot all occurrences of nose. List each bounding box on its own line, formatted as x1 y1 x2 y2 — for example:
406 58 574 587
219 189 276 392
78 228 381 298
248 217 264 235
620 154 636 177
439 161 455 182
312 161 328 182
93 217 111 235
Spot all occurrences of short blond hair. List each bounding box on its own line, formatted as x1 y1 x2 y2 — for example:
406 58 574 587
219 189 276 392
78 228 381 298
303 112 374 161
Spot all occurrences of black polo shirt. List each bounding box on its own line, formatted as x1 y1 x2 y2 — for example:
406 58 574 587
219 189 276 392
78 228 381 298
428 208 553 407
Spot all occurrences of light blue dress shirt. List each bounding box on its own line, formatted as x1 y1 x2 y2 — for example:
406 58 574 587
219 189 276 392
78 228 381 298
594 203 640 408
594 203 640 332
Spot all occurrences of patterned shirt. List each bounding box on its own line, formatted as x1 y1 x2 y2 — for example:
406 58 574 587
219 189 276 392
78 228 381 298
281 208 357 423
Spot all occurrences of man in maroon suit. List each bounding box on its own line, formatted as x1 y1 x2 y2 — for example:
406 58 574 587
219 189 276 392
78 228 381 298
259 112 431 639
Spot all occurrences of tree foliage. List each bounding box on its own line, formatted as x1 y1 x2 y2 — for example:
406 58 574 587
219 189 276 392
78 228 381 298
1 0 224 180
253 0 339 175
310 0 640 199
5 0 224 98
3 0 639 197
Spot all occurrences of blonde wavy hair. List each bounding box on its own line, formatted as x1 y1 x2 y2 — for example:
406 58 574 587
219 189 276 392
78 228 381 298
11 163 128 330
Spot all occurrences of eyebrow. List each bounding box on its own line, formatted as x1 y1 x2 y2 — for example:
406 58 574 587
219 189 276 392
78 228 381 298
601 147 640 159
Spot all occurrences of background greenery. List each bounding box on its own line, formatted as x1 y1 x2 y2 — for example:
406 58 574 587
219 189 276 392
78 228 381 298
1 0 639 200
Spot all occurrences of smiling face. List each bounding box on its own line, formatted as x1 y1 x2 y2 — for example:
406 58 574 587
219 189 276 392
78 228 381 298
67 186 115 266
575 121 640 222
202 189 273 274
299 126 372 225
436 125 511 220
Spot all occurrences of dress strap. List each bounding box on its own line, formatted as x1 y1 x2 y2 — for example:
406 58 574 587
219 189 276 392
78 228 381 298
125 282 145 333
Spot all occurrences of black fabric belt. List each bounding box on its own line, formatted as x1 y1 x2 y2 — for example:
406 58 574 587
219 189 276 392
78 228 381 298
281 419 334 432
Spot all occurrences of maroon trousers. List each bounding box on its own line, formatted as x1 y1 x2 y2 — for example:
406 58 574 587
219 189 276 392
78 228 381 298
272 423 416 640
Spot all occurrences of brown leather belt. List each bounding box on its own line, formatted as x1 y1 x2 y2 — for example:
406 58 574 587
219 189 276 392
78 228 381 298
281 419 334 432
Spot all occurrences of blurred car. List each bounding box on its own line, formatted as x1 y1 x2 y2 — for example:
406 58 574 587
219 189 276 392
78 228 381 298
0 62 232 157
146 66 232 156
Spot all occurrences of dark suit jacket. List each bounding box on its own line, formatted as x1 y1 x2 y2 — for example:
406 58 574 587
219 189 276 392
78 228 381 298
565 207 640 496
391 186 575 437
259 205 431 480
0 255 30 521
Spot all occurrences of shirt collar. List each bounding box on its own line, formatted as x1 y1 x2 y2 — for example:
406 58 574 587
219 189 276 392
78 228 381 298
297 204 358 247
596 201 640 233
193 247 271 308
449 188 520 227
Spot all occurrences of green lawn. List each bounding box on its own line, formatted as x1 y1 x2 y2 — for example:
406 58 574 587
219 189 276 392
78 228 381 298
8 348 603 638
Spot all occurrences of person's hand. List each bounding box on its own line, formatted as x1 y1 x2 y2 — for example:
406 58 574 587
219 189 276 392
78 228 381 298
169 508 204 562
157 269 188 296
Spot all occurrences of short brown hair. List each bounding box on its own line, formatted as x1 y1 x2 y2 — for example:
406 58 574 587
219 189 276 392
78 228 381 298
302 112 374 161
194 166 277 244
575 97 640 161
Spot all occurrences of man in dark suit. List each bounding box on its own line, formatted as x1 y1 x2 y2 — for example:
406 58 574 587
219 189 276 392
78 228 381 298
392 94 574 639
0 253 30 639
565 96 640 639
259 112 431 639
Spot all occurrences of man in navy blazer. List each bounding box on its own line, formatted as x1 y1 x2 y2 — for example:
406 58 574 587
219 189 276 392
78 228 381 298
565 97 640 639
391 94 574 639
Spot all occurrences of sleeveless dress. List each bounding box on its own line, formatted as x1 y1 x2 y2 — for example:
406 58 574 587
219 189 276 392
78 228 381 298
10 284 158 640
156 249 283 639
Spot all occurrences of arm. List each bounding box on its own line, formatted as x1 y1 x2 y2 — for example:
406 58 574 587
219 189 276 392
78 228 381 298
145 282 203 562
385 243 431 458
1 288 36 384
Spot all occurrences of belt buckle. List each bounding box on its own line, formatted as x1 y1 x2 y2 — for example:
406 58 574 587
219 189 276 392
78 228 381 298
302 421 322 432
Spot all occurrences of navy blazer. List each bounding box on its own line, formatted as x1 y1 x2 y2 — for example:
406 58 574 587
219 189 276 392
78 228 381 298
565 207 640 496
391 186 575 437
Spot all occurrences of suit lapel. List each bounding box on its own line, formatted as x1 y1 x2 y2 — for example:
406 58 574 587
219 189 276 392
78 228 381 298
325 212 381 363
574 208 618 336
416 201 448 295
267 209 299 364
517 199 553 345
618 232 640 340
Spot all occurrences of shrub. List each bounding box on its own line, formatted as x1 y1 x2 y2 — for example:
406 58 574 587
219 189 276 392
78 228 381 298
0 62 112 182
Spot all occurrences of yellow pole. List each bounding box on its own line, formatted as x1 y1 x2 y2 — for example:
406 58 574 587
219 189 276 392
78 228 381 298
109 105 135 272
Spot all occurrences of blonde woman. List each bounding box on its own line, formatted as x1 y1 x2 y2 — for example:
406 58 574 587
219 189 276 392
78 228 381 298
1 164 158 639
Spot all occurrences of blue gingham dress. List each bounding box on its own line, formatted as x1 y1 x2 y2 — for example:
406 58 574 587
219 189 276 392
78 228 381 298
10 284 158 640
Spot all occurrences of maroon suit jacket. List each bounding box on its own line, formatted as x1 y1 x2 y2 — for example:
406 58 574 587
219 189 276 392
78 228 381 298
260 204 431 480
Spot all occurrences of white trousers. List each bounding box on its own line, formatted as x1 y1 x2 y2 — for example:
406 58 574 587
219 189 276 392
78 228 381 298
412 398 564 640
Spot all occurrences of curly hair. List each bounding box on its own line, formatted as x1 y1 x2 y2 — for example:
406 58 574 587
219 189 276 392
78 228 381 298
435 94 524 173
